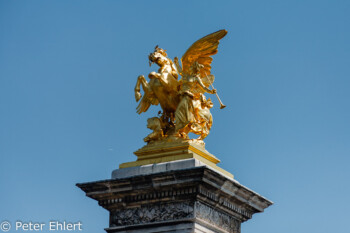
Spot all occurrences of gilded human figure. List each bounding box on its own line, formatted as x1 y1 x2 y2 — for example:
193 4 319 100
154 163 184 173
134 30 227 142
174 61 216 139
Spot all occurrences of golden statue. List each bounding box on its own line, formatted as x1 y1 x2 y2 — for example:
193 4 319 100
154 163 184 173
134 30 227 143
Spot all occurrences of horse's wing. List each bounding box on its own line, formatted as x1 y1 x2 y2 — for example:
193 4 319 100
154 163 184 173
136 93 159 114
181 30 227 79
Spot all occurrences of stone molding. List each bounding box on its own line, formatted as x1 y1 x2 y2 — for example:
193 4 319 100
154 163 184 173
99 187 198 207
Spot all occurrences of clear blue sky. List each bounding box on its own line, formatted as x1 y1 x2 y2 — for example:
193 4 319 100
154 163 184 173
1 1 349 232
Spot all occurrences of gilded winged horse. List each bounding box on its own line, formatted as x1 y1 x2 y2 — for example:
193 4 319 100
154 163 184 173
134 30 227 140
134 46 179 122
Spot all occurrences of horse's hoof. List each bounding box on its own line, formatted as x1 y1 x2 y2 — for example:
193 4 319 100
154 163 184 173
135 92 142 102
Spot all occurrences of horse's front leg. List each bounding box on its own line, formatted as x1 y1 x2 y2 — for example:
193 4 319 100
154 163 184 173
135 75 151 102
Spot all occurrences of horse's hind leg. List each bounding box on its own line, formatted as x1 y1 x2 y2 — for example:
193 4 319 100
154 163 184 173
135 75 151 102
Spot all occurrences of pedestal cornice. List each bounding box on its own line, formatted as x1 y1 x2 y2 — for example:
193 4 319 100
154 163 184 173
77 165 272 232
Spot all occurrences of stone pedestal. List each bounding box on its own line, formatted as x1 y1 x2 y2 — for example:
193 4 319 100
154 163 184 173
77 158 272 233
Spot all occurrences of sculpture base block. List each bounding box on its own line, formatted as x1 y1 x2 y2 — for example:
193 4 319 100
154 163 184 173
77 159 272 233
113 158 233 180
119 139 233 179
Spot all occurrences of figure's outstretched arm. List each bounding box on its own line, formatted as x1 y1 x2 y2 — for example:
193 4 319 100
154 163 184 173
196 76 216 94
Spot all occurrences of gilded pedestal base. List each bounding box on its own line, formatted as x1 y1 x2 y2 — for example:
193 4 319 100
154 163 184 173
119 139 233 179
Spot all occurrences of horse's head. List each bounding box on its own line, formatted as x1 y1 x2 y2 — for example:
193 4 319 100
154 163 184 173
149 46 168 66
